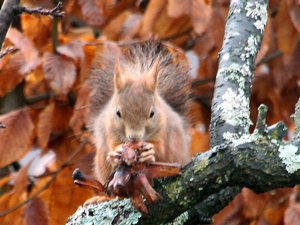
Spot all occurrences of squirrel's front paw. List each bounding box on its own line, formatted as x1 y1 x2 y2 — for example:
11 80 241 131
107 144 123 166
139 142 155 164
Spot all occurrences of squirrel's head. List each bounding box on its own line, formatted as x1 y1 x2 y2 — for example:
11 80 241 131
112 59 161 142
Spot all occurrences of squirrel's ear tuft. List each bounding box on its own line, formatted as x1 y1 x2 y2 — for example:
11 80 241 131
144 60 159 92
114 59 127 91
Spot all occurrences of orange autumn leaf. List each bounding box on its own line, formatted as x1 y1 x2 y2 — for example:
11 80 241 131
273 0 298 55
70 82 94 136
242 188 267 219
37 166 93 225
139 0 192 39
23 197 50 225
13 162 31 195
21 14 52 50
168 0 212 35
0 52 27 97
56 40 86 63
0 192 26 225
37 100 55 153
0 108 35 167
6 28 39 63
77 0 105 26
42 52 77 97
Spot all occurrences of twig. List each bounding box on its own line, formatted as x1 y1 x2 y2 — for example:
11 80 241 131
0 122 6 129
52 17 59 54
191 77 216 88
0 47 14 59
0 139 88 217
255 50 282 66
13 2 65 18
25 92 57 105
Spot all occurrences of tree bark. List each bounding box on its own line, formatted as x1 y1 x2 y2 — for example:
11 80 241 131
0 0 21 50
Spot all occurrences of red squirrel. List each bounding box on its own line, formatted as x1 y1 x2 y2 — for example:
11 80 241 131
88 42 191 185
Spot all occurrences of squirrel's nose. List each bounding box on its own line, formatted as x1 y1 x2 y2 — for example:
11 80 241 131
127 134 142 142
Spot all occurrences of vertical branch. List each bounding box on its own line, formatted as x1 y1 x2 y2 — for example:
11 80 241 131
209 0 269 148
0 0 21 50
52 17 59 54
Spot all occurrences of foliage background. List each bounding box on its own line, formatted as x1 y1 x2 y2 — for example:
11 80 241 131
0 0 300 224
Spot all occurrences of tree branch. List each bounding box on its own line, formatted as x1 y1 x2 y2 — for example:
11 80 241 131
0 46 14 59
12 2 65 18
0 0 21 50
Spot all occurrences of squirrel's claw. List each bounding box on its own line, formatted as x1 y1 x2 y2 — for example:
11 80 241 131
139 148 155 164
107 144 123 165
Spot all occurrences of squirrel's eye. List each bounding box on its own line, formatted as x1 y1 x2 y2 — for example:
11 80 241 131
116 109 122 118
149 110 155 118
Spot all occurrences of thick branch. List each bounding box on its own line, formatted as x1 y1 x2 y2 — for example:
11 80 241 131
0 0 21 50
209 0 268 147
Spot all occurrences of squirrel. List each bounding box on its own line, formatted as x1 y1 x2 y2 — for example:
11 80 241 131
87 42 192 185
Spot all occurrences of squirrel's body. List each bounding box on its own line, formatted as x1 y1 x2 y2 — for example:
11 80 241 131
89 42 191 184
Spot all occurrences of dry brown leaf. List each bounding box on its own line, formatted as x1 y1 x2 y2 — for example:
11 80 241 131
80 41 97 82
0 193 13 223
273 0 299 55
6 28 39 63
168 0 212 35
284 207 300 225
14 162 31 195
283 186 300 225
42 52 77 97
0 108 35 167
255 19 273 64
139 0 192 39
119 14 144 41
167 0 189 18
37 100 55 153
212 192 244 224
70 82 94 136
37 166 93 225
263 204 286 225
0 175 14 189
4 29 41 74
20 0 54 8
21 14 53 50
2 190 27 225
0 52 26 97
24 65 51 108
190 0 212 35
286 0 300 34
102 10 132 41
139 0 167 38
189 128 210 156
78 0 105 26
23 197 50 225
65 27 95 40
242 188 267 219
0 192 26 225
52 105 73 134
56 40 86 63
49 131 81 164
